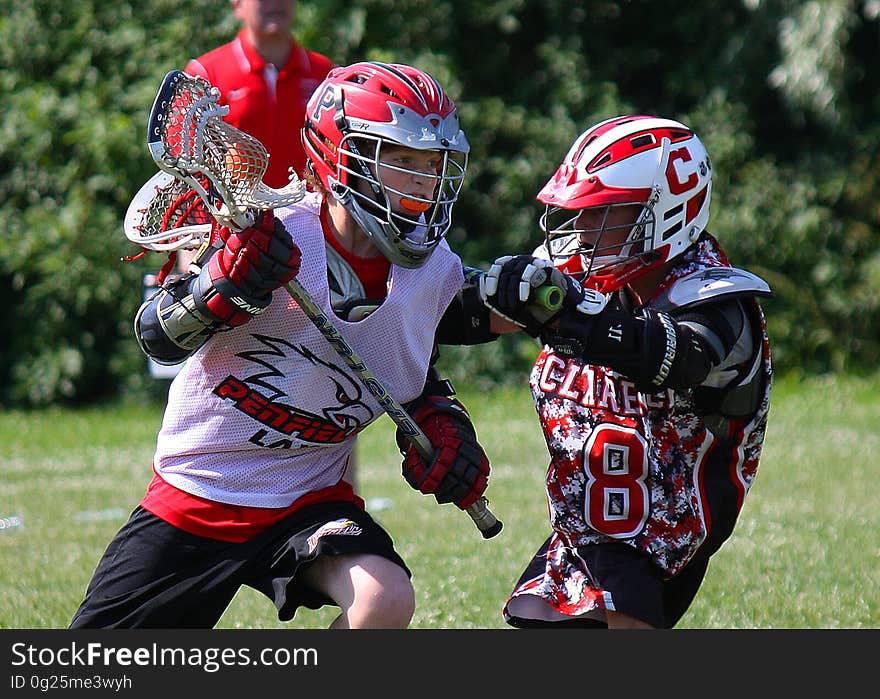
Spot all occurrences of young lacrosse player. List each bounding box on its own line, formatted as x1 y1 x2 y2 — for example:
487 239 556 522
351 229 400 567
480 115 773 629
70 62 502 629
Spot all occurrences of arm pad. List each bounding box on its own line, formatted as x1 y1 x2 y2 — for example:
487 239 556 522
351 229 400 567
546 306 717 391
135 274 219 364
435 279 498 346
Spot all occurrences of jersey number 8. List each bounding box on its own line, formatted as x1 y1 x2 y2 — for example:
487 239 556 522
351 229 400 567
582 424 650 538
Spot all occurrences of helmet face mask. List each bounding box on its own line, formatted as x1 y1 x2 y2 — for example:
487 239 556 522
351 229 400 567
338 135 467 265
541 201 658 280
537 115 712 291
302 62 469 268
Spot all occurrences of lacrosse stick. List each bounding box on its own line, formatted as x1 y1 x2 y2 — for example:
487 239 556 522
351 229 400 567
124 170 214 253
145 70 503 538
147 70 307 228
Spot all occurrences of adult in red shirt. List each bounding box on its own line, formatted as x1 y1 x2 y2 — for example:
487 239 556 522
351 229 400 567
186 0 333 188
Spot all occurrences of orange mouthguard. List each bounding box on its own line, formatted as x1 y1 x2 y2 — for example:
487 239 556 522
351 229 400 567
400 197 431 213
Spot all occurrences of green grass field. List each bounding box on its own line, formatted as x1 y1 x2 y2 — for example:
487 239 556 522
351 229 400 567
1 373 877 629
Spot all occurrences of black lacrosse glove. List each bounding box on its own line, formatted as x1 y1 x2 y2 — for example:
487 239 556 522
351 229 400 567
480 255 607 337
193 211 301 327
396 395 490 510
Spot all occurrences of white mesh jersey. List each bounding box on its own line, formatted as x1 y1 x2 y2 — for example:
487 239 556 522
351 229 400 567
154 192 464 507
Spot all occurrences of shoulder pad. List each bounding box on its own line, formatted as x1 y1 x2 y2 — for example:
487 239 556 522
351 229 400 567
652 267 772 312
325 242 365 299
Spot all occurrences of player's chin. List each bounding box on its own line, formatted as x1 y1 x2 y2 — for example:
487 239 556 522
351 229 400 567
391 204 427 227
390 214 420 236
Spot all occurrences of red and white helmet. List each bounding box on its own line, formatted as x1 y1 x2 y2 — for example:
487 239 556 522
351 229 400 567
537 115 712 292
302 61 469 268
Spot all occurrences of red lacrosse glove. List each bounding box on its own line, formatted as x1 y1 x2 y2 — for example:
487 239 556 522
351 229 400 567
396 395 490 510
194 211 301 326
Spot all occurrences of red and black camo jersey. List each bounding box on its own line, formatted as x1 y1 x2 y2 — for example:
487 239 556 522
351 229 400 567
529 235 772 576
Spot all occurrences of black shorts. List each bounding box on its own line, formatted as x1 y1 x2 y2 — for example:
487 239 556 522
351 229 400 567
577 542 710 628
69 501 409 628
504 538 710 629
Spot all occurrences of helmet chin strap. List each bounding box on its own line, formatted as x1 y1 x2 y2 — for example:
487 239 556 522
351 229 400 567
394 214 419 236
392 193 430 233
583 249 666 294
580 196 659 289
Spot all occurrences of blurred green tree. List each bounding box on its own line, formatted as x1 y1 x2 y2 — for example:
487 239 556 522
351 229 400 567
2 0 877 404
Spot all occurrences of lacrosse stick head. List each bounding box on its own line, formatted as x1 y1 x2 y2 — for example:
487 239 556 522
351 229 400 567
124 170 214 252
302 62 469 268
147 70 305 229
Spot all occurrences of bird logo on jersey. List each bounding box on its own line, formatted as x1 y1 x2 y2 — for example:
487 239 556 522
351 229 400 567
212 334 376 447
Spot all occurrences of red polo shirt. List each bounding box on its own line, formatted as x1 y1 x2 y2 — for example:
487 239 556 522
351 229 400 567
186 31 333 188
